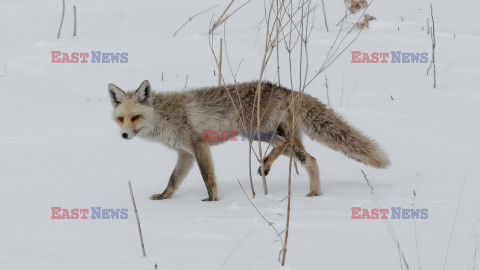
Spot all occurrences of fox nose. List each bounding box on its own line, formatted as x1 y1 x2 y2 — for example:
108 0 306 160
122 133 128 139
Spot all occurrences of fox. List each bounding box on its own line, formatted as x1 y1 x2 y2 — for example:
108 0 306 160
108 80 390 201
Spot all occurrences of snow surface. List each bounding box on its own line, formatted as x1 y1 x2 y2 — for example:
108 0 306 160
1 0 480 269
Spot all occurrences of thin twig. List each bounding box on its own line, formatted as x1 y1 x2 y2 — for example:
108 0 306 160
253 0 280 195
128 181 146 257
73 6 77 36
208 17 261 200
210 0 236 34
281 153 294 266
218 39 223 87
325 74 330 106
321 0 328 31
238 180 284 246
413 190 421 270
427 17 430 35
173 4 220 37
208 20 263 201
57 0 65 39
468 235 480 269
336 3 349 26
223 22 244 83
443 172 467 270
247 238 279 269
219 197 286 269
361 170 410 270
304 0 374 89
283 0 312 264
474 235 478 270
210 0 253 34
430 4 437 88
469 217 480 236
208 26 249 136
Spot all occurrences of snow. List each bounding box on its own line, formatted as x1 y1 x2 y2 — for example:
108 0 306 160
1 0 480 269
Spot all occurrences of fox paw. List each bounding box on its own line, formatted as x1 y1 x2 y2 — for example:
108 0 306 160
306 191 321 197
202 197 218 202
150 193 172 200
257 166 270 176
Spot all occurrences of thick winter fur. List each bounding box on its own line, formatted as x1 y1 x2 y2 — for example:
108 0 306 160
109 80 390 201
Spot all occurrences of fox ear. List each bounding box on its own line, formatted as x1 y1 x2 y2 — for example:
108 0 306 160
108 83 126 108
136 80 153 105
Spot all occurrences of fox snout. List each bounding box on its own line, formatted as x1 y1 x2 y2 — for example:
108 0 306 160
118 123 139 140
121 129 140 140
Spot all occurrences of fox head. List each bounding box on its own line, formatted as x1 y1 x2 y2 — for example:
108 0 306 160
108 80 155 140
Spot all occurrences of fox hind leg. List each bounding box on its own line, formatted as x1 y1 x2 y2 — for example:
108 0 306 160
257 124 290 176
290 137 321 196
150 149 195 200
257 140 288 176
257 133 320 196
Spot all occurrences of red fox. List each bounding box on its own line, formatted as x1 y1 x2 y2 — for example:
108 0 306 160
108 80 390 201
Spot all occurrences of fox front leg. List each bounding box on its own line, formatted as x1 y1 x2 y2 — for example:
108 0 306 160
150 149 195 200
193 141 218 201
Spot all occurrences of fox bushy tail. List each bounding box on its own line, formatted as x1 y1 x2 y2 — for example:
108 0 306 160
298 94 390 168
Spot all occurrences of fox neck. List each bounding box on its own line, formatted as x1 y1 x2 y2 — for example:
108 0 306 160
137 94 185 149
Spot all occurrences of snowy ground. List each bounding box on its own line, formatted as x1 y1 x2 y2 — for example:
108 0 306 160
1 0 480 269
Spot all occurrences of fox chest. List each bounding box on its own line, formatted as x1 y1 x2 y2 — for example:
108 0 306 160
140 127 184 150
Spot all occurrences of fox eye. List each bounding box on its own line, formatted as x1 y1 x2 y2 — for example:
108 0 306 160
117 117 124 122
131 115 141 121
